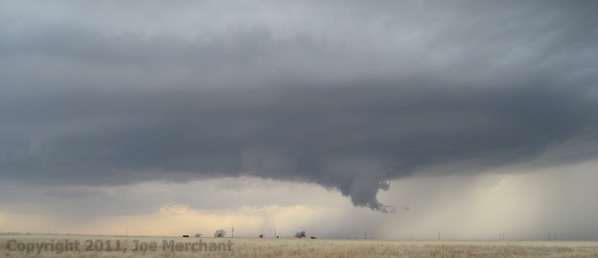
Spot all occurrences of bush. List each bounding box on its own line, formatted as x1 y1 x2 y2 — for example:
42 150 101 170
214 229 226 238
295 231 306 239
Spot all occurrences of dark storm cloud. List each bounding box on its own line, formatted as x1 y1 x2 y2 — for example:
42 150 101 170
1 1 597 211
2 84 596 211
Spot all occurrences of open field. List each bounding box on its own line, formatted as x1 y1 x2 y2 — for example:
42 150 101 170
1 234 597 257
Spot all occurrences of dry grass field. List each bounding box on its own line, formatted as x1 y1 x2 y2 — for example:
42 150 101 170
1 234 597 257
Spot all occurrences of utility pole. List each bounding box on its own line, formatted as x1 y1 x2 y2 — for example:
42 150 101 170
232 227 234 238
365 231 367 240
438 232 440 241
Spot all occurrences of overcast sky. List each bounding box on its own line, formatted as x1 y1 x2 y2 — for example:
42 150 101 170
1 0 597 240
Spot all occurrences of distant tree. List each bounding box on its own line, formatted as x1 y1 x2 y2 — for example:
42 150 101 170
214 229 226 238
295 231 306 239
195 233 202 238
259 234 264 238
310 236 316 239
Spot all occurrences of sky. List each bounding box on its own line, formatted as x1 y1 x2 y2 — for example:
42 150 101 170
1 0 597 240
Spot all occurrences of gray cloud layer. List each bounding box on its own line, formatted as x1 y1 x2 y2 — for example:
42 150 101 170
1 1 597 211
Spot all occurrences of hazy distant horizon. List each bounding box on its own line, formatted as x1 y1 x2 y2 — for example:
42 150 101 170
0 232 587 242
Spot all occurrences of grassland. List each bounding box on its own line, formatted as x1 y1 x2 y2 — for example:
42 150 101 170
1 234 597 257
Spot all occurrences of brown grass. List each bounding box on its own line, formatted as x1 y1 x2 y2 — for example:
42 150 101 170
1 234 597 257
